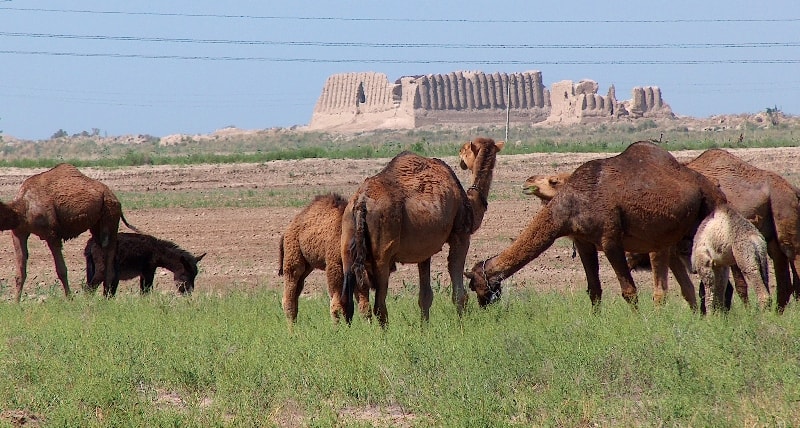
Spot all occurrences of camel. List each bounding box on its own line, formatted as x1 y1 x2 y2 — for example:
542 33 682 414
466 141 725 309
84 232 206 295
691 205 770 312
522 172 699 309
279 193 349 324
686 148 800 311
0 163 139 301
341 137 504 326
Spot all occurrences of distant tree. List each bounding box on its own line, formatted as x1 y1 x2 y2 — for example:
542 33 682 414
766 105 781 126
51 129 68 139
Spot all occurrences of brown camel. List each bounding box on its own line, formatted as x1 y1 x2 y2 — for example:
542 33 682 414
84 232 206 295
0 163 138 301
691 205 770 311
279 193 349 324
341 137 504 326
467 141 725 308
522 172 699 309
686 148 800 311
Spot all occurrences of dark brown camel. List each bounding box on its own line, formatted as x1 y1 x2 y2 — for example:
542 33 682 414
84 232 205 295
523 172 699 309
279 193 349 324
341 137 504 326
0 164 138 301
467 141 725 308
686 149 800 311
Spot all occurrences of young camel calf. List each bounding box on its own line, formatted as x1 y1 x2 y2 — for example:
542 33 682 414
85 232 206 295
692 205 770 312
279 193 349 324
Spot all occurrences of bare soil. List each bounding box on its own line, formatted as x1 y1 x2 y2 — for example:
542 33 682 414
1 146 798 304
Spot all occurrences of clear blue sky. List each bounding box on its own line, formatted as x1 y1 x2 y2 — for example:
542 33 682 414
1 1 798 140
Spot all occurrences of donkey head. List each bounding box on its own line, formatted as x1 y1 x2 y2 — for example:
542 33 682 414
175 252 206 294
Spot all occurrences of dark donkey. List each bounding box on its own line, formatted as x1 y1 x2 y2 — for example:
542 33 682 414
84 232 206 295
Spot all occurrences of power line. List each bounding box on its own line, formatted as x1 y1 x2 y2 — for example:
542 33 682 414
1 6 798 24
1 49 798 64
2 31 797 50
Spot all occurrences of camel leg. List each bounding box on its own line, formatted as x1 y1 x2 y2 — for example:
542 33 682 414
574 240 602 307
729 266 749 308
281 262 311 324
446 234 469 316
736 263 771 310
703 266 730 313
604 244 638 308
418 258 433 322
669 255 697 311
768 240 791 312
649 250 670 306
372 266 392 328
11 231 30 303
46 239 71 299
326 262 345 323
792 263 800 300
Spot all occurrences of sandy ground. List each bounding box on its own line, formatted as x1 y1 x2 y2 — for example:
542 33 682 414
0 146 798 306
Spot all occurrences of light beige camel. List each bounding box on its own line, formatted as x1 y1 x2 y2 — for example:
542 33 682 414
341 137 504 326
686 148 800 311
279 193 349 324
522 172 699 309
0 163 138 301
692 205 770 312
466 141 725 308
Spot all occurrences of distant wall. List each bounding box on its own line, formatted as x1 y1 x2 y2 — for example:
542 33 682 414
308 70 673 131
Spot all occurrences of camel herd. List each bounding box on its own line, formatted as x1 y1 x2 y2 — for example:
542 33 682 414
282 138 800 326
0 139 797 326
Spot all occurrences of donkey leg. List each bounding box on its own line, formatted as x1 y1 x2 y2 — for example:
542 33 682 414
46 239 71 299
11 232 30 303
140 267 157 294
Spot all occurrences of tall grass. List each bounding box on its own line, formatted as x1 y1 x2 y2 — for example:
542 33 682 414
1 288 798 426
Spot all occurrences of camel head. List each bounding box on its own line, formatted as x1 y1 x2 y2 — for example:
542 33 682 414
522 173 570 202
459 137 505 171
464 259 503 307
175 252 206 295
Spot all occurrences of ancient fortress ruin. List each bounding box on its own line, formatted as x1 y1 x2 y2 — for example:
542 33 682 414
308 70 673 131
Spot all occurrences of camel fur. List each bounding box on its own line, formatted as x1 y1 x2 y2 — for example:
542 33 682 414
686 148 800 311
522 172 699 309
691 205 770 312
466 141 725 309
85 232 205 295
0 164 139 301
279 193 349 324
341 137 504 326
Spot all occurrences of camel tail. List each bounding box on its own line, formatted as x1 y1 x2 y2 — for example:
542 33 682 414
342 196 369 323
121 212 142 234
277 234 285 276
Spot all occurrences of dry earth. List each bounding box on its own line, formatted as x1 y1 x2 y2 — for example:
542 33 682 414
0 146 799 308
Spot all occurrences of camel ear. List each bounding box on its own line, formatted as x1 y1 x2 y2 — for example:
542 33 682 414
495 140 505 151
470 141 480 156
549 177 560 186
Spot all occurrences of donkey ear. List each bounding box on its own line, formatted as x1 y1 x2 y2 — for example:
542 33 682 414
195 253 207 263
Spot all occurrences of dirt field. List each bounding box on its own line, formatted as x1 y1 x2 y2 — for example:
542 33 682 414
1 145 799 306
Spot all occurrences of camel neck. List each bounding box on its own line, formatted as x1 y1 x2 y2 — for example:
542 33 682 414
488 204 563 279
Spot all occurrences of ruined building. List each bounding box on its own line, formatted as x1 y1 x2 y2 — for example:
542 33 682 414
308 70 673 131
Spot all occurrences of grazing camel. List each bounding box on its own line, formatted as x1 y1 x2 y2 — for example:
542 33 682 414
84 232 206 295
466 141 725 309
341 137 504 326
279 193 349 324
522 172 699 309
686 148 800 311
692 205 770 312
0 163 138 301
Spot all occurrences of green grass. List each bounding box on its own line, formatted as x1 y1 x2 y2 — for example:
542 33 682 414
1 123 798 168
1 288 799 426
